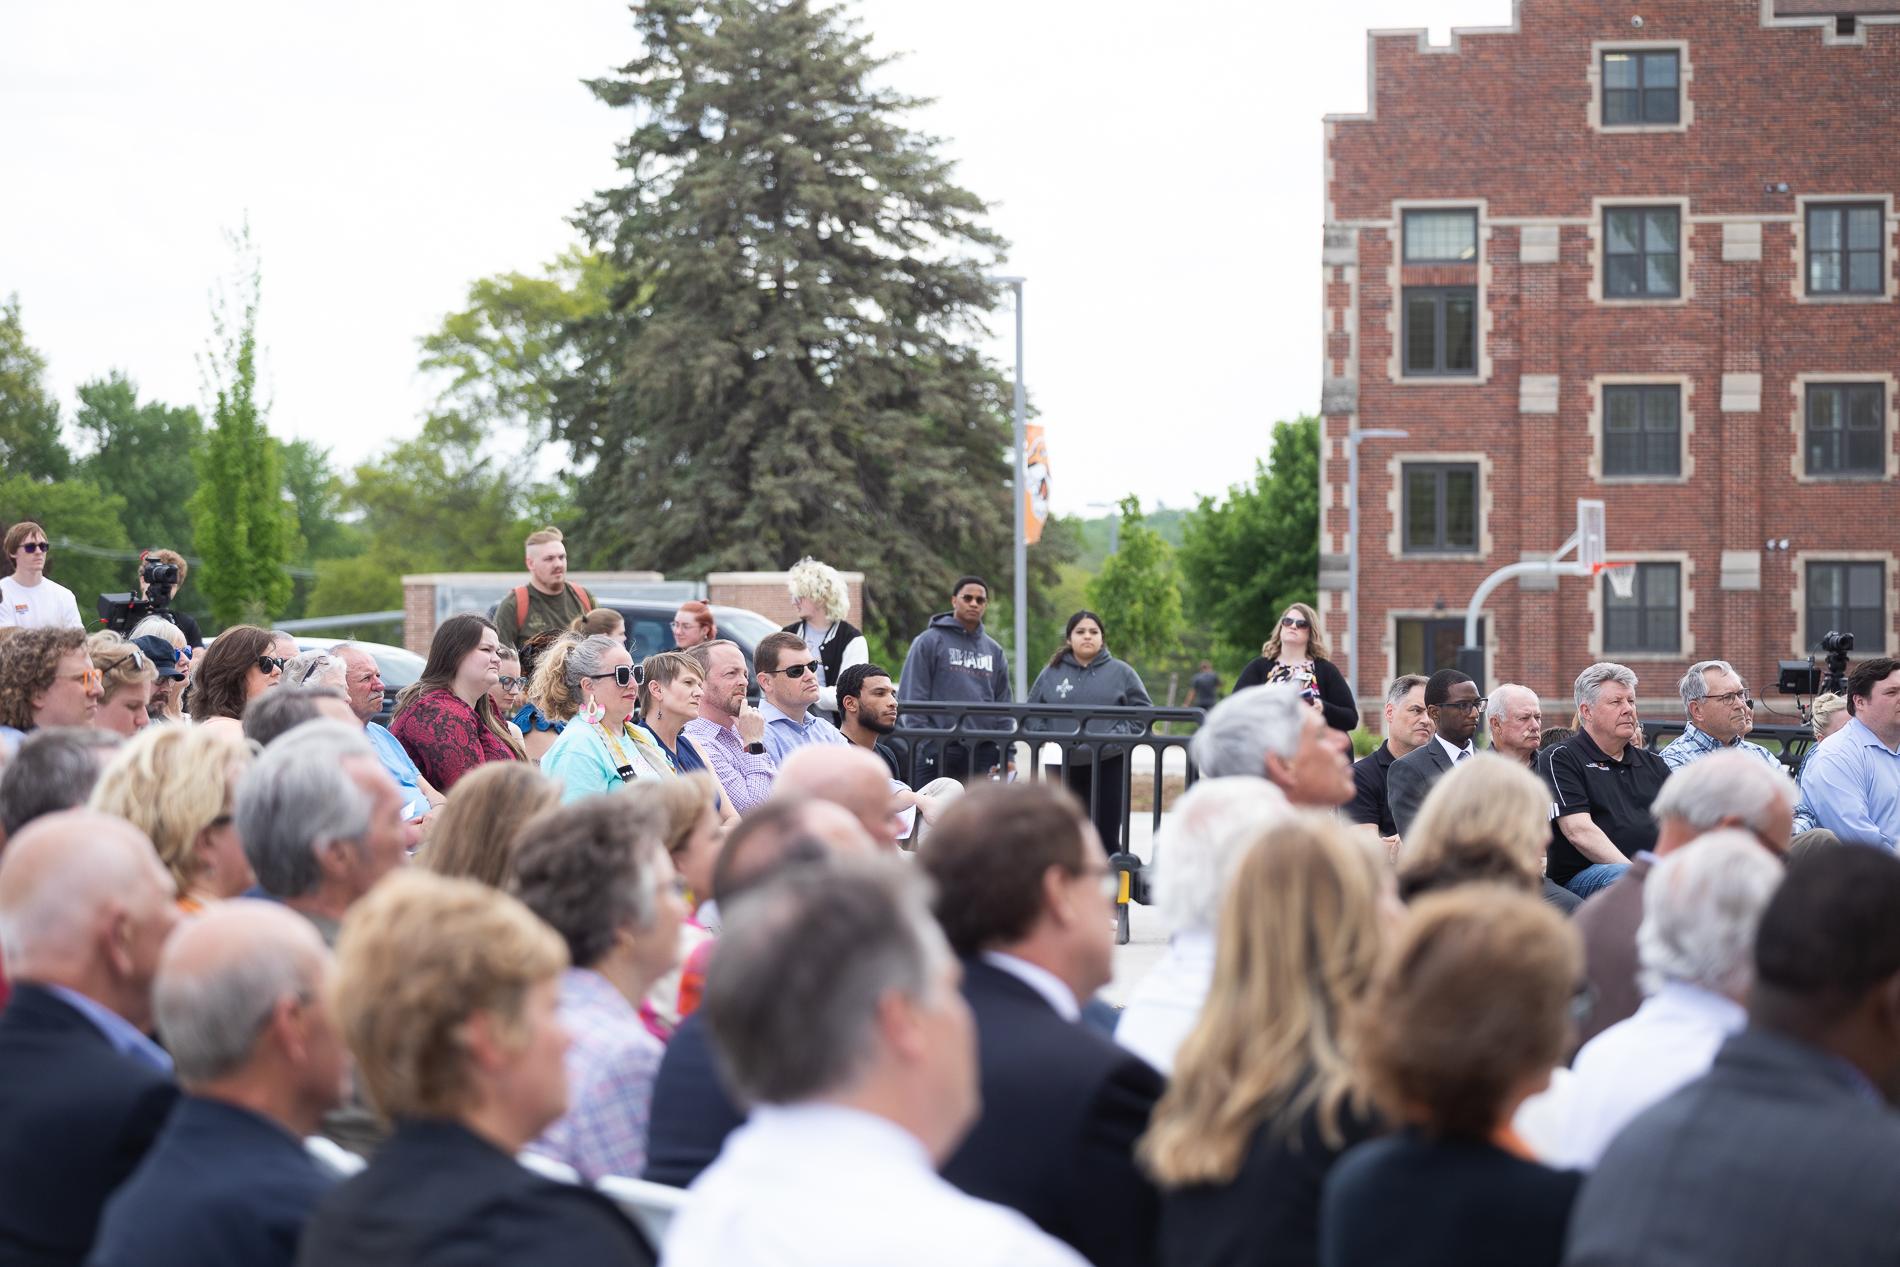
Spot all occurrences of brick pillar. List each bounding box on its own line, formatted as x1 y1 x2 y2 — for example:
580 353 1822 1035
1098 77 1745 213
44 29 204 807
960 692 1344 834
1718 219 1765 682
1515 224 1563 700
403 581 437 655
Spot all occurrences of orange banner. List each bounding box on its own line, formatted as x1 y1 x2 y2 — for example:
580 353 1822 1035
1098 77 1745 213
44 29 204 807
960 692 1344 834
1024 424 1050 545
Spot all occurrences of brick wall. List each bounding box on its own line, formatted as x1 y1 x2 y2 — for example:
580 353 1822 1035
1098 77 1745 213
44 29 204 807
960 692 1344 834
1323 0 1900 730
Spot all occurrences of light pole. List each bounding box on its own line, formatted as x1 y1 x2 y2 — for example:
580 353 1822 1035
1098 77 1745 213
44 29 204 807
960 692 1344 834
989 274 1029 700
1345 427 1408 700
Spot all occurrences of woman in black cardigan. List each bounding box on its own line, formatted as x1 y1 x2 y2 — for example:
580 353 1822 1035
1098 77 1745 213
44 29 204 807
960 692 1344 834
1232 603 1359 732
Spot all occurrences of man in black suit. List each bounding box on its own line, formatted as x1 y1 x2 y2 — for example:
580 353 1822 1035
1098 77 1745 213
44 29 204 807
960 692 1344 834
1347 674 1431 850
1385 669 1482 838
1565 846 1900 1267
0 812 181 1267
89 901 345 1267
919 783 1165 1267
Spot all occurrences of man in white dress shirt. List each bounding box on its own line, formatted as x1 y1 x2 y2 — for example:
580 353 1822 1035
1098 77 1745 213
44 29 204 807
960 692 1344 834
0 522 84 630
665 858 1086 1267
1552 830 1784 1168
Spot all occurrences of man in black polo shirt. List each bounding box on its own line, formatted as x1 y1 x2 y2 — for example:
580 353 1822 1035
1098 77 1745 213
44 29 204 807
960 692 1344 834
1539 661 1671 899
1347 674 1431 853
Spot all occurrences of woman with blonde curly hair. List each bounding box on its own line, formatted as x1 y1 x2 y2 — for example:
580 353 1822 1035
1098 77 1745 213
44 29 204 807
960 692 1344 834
86 630 158 738
1141 815 1391 1266
88 723 255 913
782 557 867 716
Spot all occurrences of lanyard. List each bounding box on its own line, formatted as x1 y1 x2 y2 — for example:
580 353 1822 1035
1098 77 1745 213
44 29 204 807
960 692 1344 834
594 720 639 783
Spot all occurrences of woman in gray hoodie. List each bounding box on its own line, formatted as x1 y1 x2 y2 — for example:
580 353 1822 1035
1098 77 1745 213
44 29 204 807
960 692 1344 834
1028 610 1153 855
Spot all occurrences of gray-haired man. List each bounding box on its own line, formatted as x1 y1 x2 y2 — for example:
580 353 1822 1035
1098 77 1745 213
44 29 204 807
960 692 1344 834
1540 663 1672 899
1658 660 1781 772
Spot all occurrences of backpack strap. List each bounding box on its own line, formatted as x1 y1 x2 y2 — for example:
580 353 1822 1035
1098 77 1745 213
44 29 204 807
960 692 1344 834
570 582 593 611
513 586 530 627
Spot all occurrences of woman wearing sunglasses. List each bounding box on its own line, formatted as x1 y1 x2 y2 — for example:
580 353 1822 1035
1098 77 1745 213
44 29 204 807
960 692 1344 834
539 634 665 803
389 614 526 792
0 521 84 631
86 630 158 738
1232 602 1360 734
183 625 283 740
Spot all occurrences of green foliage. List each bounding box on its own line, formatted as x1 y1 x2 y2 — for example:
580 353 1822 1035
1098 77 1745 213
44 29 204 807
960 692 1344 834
1086 495 1184 683
0 474 132 616
72 372 203 556
1178 415 1321 664
187 229 293 626
560 0 1014 644
0 294 72 481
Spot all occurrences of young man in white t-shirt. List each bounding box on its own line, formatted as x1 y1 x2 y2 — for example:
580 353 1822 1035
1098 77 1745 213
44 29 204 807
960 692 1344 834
0 521 85 630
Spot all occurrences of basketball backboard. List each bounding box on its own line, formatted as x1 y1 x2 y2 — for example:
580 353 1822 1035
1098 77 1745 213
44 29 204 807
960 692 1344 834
1577 499 1606 573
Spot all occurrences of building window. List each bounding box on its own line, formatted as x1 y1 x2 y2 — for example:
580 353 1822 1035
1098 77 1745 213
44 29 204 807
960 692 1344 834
1807 562 1885 653
1807 203 1885 296
1604 207 1680 298
1397 617 1485 677
1403 210 1478 263
1602 384 1681 478
1604 562 1680 655
1402 287 1477 376
1402 463 1479 553
1805 382 1885 477
1602 49 1680 125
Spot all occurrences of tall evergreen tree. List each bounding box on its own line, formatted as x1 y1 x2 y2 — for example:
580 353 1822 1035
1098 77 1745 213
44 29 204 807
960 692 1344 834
561 0 1015 641
187 231 292 626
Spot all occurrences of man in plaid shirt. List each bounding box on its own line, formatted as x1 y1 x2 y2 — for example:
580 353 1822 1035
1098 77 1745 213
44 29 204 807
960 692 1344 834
1659 661 1783 773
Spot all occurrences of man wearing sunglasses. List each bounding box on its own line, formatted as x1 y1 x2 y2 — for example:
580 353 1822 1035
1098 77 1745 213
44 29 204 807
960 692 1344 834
754 632 849 767
896 575 1012 784
1385 668 1484 839
0 521 84 631
0 627 103 756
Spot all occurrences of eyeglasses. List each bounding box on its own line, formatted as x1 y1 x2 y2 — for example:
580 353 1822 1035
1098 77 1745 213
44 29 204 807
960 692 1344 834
256 656 286 675
102 648 148 676
16 541 48 554
956 593 988 605
670 620 698 631
1281 616 1310 629
497 675 525 690
585 665 641 688
57 667 104 693
1703 689 1751 708
770 662 819 679
1440 697 1489 713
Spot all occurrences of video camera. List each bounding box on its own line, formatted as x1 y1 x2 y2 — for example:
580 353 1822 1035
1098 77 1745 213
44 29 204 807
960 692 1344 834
1777 629 1854 700
97 556 182 637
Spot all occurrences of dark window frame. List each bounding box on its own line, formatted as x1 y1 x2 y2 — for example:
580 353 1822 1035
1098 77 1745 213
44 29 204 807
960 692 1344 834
1396 616 1487 678
1804 381 1887 478
1601 383 1683 478
1603 206 1682 300
1806 561 1886 654
1601 49 1681 126
1401 461 1481 555
1402 209 1480 264
1805 202 1886 297
1603 561 1682 656
1401 286 1479 378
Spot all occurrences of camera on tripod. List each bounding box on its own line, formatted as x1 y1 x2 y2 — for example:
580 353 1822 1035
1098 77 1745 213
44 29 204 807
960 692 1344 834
97 556 182 637
1777 630 1854 699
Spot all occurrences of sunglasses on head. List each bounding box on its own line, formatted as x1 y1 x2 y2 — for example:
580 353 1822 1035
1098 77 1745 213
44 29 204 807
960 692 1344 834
257 656 287 675
103 648 148 675
16 541 49 554
1281 616 1310 629
585 664 643 688
772 662 819 679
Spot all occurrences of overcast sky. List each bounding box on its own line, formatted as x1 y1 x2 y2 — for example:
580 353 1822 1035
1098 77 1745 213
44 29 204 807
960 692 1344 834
1 0 1511 517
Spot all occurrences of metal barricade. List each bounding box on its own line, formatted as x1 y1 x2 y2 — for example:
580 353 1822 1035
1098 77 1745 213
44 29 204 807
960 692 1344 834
890 702 1205 945
1639 719 1816 774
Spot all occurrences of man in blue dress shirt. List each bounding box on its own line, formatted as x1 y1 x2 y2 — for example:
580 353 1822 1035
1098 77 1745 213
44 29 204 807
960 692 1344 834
1798 657 1900 849
754 632 850 766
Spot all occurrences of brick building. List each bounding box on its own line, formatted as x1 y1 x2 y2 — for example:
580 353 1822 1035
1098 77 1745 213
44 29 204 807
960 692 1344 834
1318 0 1900 730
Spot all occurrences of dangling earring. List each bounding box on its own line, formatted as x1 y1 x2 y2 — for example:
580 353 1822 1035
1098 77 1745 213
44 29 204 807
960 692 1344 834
579 688 605 726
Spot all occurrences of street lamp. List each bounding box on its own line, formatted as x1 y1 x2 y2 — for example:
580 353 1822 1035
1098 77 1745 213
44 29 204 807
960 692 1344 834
988 274 1028 700
1345 427 1409 699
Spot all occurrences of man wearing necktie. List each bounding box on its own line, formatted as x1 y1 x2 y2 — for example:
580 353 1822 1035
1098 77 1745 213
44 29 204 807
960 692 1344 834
1387 669 1485 839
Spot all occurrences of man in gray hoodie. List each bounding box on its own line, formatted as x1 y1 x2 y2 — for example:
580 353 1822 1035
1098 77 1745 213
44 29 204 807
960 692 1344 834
897 575 1012 784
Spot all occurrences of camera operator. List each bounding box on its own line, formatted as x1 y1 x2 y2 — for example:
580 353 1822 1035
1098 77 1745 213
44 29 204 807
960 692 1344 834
134 550 202 649
1797 655 1900 848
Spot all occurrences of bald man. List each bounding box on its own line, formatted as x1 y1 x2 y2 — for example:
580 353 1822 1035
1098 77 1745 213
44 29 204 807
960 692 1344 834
0 811 181 1266
90 902 345 1267
774 745 908 852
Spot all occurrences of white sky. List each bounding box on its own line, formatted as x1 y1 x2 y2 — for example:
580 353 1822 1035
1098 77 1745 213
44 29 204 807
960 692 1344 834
0 0 1512 516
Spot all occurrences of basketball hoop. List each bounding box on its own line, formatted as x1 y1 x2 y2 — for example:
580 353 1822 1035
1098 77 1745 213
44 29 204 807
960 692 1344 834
1594 561 1637 600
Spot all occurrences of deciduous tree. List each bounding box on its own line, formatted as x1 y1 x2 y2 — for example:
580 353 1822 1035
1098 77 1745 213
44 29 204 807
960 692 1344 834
0 294 71 481
1087 495 1185 683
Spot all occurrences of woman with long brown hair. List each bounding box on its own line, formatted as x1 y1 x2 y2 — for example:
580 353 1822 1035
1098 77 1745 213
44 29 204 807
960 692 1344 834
1232 602 1359 733
183 624 281 738
1140 815 1390 1267
420 761 562 888
388 614 524 792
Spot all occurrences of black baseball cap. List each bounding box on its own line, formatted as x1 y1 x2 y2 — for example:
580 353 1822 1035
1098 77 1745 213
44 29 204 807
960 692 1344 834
131 634 187 681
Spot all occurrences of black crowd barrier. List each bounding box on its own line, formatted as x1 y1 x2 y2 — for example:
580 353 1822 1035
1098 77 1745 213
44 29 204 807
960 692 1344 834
888 701 1206 945
1638 719 1817 774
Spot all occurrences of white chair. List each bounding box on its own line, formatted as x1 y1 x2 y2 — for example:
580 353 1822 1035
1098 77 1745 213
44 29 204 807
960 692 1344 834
305 1136 367 1178
516 1150 583 1184
597 1172 687 1246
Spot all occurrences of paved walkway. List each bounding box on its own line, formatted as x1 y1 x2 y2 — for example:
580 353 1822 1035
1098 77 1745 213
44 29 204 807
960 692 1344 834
1105 812 1170 1009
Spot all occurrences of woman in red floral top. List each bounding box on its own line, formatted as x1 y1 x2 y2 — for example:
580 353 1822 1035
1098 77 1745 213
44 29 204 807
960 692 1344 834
389 614 525 791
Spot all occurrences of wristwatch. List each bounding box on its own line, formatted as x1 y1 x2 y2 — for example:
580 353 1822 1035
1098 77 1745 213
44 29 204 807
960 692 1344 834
745 741 767 755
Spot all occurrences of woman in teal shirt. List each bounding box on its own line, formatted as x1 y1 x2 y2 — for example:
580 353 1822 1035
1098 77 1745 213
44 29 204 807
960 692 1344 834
540 635 668 803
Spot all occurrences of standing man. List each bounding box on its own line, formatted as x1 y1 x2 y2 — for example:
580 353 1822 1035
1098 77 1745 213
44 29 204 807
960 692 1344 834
0 521 83 630
754 632 849 766
1797 656 1900 848
1347 674 1430 846
490 526 594 649
1484 684 1545 766
1384 669 1483 838
1659 660 1781 772
838 662 904 779
1541 662 1672 899
682 640 777 815
1187 661 1220 712
898 575 1011 783
136 549 203 649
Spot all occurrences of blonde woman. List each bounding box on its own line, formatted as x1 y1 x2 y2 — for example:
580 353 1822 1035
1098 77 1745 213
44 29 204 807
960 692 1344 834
1395 752 1569 909
421 761 563 888
1140 815 1390 1266
1809 692 1850 742
782 556 867 715
1232 602 1359 733
629 774 723 1035
86 630 158 738
88 723 255 913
